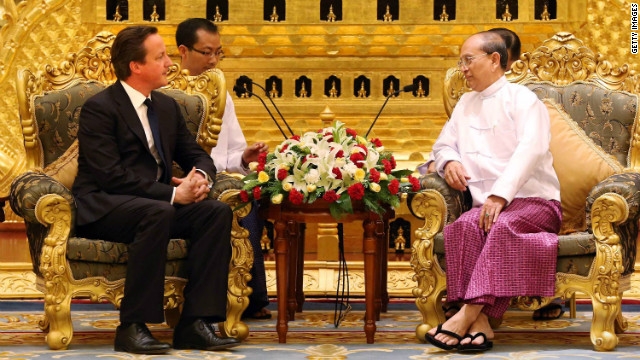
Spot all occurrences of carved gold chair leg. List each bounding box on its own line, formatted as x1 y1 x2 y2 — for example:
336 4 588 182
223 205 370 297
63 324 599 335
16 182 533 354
589 291 622 351
38 314 50 332
164 307 181 328
614 295 629 334
44 292 73 350
568 293 577 319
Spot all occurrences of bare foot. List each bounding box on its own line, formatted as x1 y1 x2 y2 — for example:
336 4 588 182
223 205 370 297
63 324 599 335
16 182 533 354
427 305 479 347
460 312 494 346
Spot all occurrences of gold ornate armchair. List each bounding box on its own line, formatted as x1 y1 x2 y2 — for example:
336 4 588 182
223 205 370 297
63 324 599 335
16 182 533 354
8 32 253 350
409 32 640 351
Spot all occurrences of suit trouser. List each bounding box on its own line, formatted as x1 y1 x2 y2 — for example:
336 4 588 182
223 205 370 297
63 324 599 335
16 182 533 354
77 197 233 324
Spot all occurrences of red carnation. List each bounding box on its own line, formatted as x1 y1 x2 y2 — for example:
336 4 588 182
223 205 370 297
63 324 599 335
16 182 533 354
325 136 334 142
257 164 265 173
332 167 343 180
289 189 304 205
258 152 267 165
240 190 250 202
370 138 382 147
280 144 289 152
408 175 420 192
336 150 344 158
390 156 397 169
388 179 400 195
369 168 380 183
346 128 357 138
347 183 365 200
356 144 368 155
382 159 392 174
350 153 365 168
252 186 262 200
277 168 288 181
291 135 301 141
323 190 339 203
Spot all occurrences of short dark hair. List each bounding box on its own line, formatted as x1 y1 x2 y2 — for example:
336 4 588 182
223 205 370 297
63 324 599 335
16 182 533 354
111 26 158 80
488 28 521 63
176 18 218 49
477 31 509 71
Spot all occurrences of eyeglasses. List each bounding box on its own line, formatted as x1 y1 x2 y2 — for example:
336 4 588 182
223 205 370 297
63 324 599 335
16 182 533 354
190 47 225 60
457 53 489 69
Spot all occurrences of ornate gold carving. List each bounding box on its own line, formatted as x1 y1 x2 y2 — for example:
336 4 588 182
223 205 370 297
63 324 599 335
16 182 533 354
501 4 512 21
357 82 367 98
327 5 337 22
393 227 406 251
299 81 308 98
113 5 122 22
387 81 395 97
0 270 39 297
270 6 279 22
328 81 338 98
319 105 335 126
416 81 426 98
540 4 551 21
383 4 393 22
409 190 447 341
439 5 449 22
510 296 553 311
269 81 279 98
213 5 223 22
260 227 271 250
149 4 160 22
240 83 249 98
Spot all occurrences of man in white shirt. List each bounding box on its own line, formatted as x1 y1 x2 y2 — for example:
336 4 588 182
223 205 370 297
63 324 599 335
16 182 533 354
424 31 562 352
176 18 271 320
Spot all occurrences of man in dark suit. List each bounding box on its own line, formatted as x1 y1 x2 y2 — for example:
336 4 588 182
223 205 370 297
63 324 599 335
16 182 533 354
72 25 239 354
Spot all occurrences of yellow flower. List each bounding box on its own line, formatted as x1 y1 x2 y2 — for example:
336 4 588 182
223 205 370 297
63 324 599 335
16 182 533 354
354 168 366 181
307 184 317 193
356 136 367 145
283 182 293 192
271 194 283 204
249 162 258 171
370 183 381 192
401 177 409 183
379 172 388 181
258 171 270 183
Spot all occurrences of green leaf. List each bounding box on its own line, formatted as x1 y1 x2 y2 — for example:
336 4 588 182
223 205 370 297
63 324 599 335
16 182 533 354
392 169 413 177
232 202 250 212
329 202 345 220
242 180 260 191
241 172 258 182
308 191 318 204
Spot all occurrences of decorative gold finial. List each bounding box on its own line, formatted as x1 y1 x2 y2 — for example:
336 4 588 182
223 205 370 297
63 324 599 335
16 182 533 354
213 5 223 22
260 228 271 251
357 82 367 98
319 105 335 126
240 83 249 98
299 81 308 98
150 4 159 22
269 81 279 98
501 4 512 21
327 4 336 22
329 80 338 98
113 4 122 22
416 81 425 98
387 81 395 97
394 227 407 251
270 5 279 22
540 4 550 21
439 4 449 22
383 4 393 22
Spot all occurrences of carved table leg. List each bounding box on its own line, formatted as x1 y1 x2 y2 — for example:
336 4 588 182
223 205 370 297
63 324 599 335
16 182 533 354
275 220 289 343
381 219 389 313
373 219 383 321
296 223 306 312
363 219 377 344
287 220 298 321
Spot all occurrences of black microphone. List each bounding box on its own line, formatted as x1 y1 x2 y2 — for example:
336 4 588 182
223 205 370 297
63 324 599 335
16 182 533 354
233 84 288 139
365 84 418 138
249 81 295 137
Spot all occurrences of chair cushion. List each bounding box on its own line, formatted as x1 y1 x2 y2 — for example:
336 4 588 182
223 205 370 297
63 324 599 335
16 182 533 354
157 88 206 138
67 237 189 264
433 231 595 277
43 140 78 190
69 260 187 281
544 99 624 233
34 81 107 167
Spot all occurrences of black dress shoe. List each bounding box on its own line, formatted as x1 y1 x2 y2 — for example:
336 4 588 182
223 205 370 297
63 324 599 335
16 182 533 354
173 318 240 351
114 322 171 354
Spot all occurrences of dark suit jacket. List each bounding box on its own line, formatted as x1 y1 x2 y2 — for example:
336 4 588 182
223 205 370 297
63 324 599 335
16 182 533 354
72 81 216 226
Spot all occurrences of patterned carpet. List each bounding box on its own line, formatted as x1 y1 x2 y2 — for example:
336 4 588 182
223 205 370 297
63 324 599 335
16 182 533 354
1 300 640 359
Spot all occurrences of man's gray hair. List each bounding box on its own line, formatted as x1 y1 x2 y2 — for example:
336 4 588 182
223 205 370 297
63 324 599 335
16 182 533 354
477 31 508 71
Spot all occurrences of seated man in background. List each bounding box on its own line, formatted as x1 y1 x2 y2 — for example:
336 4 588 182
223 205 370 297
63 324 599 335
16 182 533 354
73 26 240 354
176 18 271 320
425 31 561 352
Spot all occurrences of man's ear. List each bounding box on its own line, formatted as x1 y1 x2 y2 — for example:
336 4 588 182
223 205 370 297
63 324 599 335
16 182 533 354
177 44 188 60
490 52 502 70
129 61 141 76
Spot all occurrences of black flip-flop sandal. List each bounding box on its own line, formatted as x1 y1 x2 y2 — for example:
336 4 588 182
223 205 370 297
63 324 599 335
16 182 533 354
532 303 565 321
458 332 493 352
425 324 463 351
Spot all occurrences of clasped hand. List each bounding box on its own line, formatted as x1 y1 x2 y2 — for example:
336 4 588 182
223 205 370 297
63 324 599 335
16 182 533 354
173 167 210 205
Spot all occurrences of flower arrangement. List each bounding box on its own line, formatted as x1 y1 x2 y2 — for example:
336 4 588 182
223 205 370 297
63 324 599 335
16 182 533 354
238 121 420 220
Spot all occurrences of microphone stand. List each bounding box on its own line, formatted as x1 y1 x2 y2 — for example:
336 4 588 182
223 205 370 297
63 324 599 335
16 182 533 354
250 81 295 137
234 85 288 139
365 84 417 138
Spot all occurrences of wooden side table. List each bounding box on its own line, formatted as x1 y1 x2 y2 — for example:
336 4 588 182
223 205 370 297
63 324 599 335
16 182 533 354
260 199 394 344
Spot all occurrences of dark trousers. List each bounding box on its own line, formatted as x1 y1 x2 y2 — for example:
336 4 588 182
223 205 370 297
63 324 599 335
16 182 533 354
77 197 232 324
240 205 269 314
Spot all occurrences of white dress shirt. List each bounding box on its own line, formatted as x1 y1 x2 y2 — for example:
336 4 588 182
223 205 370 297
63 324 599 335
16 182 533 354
210 92 250 175
432 76 560 207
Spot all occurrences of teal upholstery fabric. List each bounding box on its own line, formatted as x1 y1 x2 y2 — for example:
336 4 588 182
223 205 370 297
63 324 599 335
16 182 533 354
526 82 638 167
34 82 107 167
210 173 244 200
157 88 206 138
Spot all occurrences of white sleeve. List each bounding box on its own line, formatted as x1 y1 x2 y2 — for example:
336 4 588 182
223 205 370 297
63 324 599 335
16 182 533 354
210 93 249 174
433 102 463 177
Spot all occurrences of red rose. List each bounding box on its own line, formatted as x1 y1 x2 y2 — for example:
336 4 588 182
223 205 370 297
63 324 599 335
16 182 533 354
289 189 303 205
350 153 365 168
347 183 365 200
356 144 368 155
336 150 344 158
240 190 250 202
346 128 357 138
258 152 267 165
332 167 343 180
277 168 288 181
257 164 265 173
382 159 392 174
390 156 397 169
409 175 420 192
325 136 334 142
370 138 382 147
388 179 400 195
253 186 262 200
369 168 380 183
323 190 339 203
291 135 301 141
280 144 289 152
